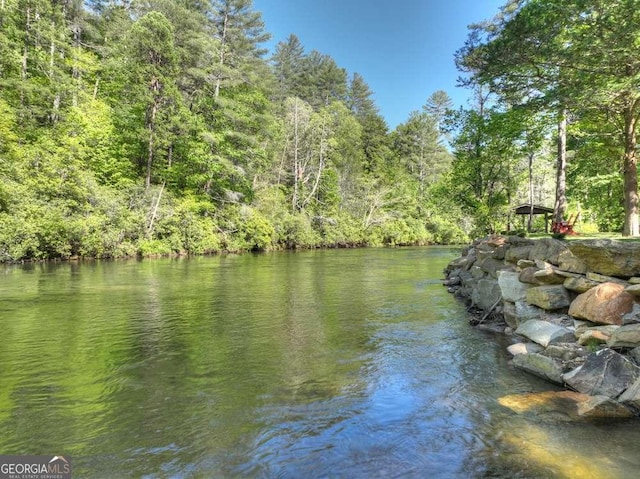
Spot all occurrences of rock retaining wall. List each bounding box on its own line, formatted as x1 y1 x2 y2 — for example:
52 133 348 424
444 235 640 418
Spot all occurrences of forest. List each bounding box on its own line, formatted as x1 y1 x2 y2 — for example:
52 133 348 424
0 0 638 261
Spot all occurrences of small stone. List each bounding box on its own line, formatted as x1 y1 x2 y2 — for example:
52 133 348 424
506 342 544 356
578 329 612 346
516 258 536 269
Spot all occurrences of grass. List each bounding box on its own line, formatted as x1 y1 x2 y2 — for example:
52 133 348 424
528 232 640 242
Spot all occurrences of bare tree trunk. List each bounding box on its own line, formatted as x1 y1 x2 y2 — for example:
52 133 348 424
301 118 327 208
292 100 300 211
147 182 165 239
528 152 534 233
214 8 229 98
623 102 639 236
553 109 568 225
20 7 31 113
146 98 159 189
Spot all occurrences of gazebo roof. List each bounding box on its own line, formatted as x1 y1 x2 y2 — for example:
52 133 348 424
513 203 554 215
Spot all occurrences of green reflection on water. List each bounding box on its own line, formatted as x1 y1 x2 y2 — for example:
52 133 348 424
1 248 639 478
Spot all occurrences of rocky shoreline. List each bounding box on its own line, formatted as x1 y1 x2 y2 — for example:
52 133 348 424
444 235 640 419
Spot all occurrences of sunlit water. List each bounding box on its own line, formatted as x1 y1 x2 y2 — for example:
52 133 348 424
1 248 639 478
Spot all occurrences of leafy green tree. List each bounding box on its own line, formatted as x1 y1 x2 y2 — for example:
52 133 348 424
458 0 640 235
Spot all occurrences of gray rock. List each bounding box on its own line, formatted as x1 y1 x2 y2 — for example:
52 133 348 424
630 277 640 285
607 324 640 348
519 266 543 285
577 395 634 418
470 266 485 280
586 272 628 285
515 319 575 347
516 259 536 269
479 257 514 279
625 284 640 297
623 304 640 324
502 301 518 329
472 278 502 311
506 246 533 264
498 271 532 303
558 255 589 275
506 342 544 356
529 238 573 266
534 268 567 285
493 245 506 260
630 346 640 364
567 239 640 278
526 285 572 310
512 353 564 384
514 300 543 324
618 377 640 412
563 348 640 398
545 343 589 361
563 276 600 294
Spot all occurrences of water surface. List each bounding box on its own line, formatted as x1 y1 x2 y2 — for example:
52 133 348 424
1 248 639 477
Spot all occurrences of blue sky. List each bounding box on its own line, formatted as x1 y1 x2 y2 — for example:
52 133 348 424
252 0 505 129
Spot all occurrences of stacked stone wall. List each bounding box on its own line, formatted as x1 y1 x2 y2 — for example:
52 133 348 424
444 235 640 418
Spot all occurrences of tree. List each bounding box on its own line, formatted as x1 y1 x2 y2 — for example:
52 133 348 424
126 11 179 189
346 72 390 174
457 0 640 236
209 0 270 98
271 34 305 102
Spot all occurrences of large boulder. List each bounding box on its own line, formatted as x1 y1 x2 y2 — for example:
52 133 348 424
526 285 572 310
498 271 532 302
515 319 575 347
567 239 640 278
562 348 640 398
568 282 635 325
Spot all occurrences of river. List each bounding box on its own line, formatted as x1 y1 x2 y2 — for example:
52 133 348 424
1 247 639 478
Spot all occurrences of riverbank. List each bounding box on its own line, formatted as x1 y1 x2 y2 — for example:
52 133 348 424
444 235 640 419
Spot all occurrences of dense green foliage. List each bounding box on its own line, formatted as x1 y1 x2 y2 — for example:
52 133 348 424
0 0 466 261
455 0 640 237
5 1 636 261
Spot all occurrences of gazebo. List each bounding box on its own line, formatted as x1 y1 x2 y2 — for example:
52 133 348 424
513 203 554 233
